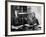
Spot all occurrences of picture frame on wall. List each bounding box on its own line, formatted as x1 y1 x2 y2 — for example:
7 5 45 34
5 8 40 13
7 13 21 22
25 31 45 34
5 1 45 36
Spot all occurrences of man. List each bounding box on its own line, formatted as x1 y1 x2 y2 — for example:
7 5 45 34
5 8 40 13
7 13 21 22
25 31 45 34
26 12 39 30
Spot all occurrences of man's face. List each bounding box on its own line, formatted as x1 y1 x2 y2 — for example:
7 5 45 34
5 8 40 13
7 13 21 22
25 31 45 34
31 13 35 18
28 13 32 21
28 13 35 20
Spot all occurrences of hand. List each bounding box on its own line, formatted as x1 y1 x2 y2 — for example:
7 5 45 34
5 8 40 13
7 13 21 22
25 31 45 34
25 24 30 27
34 23 37 25
12 25 19 29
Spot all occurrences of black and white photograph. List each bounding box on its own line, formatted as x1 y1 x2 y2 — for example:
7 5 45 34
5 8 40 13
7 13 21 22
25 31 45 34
11 5 41 31
5 1 45 36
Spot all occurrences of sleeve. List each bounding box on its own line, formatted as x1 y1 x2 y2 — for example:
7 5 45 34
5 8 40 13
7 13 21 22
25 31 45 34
36 19 39 25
